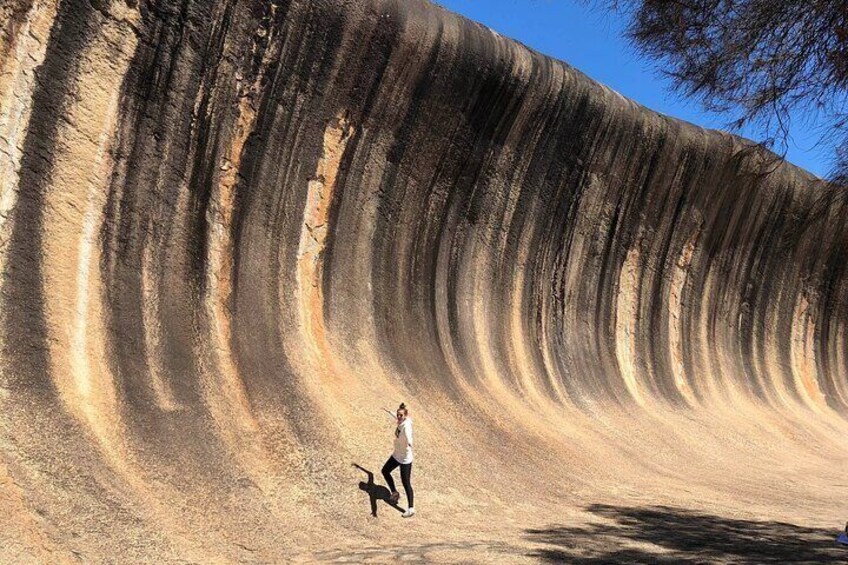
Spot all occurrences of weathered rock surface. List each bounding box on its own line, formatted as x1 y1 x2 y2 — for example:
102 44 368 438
1 0 846 562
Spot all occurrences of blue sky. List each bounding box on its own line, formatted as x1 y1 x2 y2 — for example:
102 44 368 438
433 0 830 177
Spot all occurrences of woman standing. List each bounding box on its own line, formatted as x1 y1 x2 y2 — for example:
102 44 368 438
382 403 415 518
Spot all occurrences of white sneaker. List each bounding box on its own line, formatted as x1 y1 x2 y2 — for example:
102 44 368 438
402 508 415 518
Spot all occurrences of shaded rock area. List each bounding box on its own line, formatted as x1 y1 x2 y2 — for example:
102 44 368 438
526 505 847 564
0 0 846 562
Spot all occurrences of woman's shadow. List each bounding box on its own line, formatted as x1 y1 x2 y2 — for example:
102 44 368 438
352 463 403 517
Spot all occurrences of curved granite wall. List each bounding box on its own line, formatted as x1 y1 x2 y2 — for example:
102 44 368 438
1 0 846 561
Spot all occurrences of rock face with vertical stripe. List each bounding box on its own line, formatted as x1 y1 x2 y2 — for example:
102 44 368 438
1 0 846 561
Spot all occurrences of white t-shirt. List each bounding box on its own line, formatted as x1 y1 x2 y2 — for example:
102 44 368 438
392 417 414 464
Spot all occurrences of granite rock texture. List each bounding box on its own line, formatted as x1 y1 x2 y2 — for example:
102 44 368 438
1 0 846 561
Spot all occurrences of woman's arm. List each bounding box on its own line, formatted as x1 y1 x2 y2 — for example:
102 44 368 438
404 421 413 448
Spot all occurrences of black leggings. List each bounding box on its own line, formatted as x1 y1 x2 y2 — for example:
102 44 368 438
381 456 413 507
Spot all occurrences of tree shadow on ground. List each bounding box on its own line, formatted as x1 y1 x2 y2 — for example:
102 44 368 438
352 463 402 517
525 504 847 564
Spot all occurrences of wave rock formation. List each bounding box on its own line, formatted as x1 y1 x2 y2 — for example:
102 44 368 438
1 0 847 561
